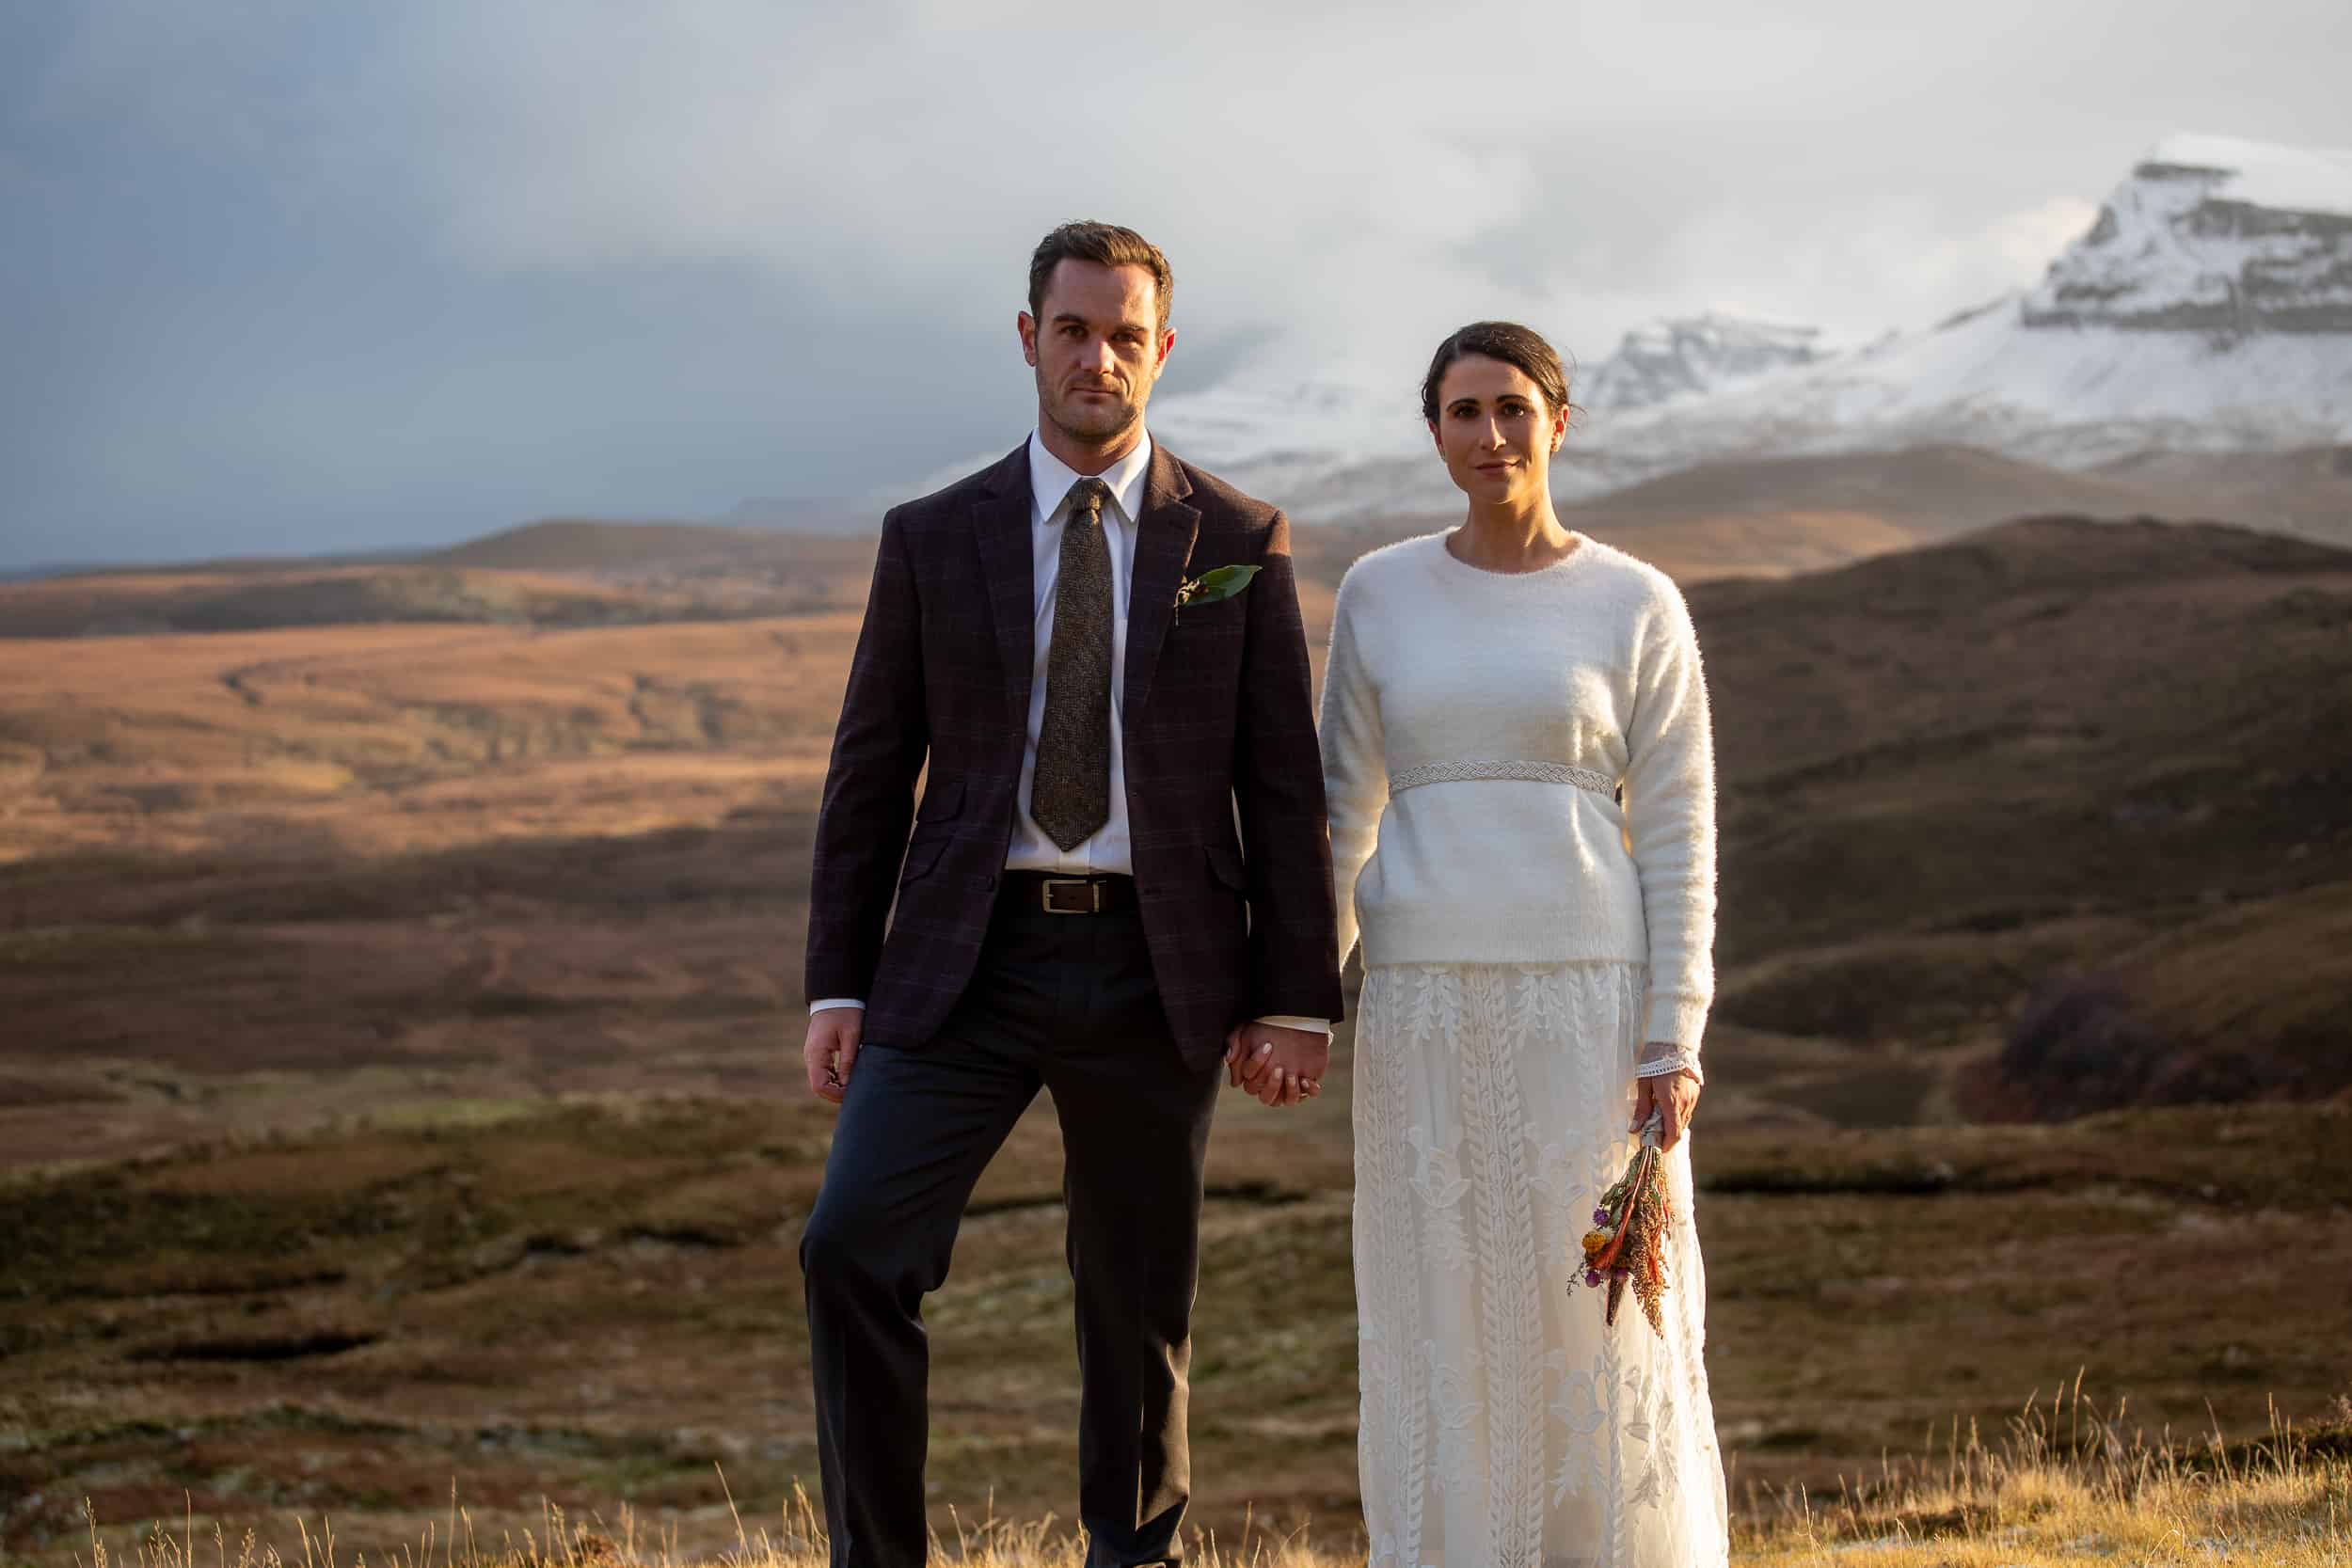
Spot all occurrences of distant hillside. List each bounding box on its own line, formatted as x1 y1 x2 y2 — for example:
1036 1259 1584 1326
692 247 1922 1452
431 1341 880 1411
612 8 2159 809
1692 515 2352 1117
423 517 787 570
1581 444 2184 534
1290 504 1917 591
1284 442 2328 592
1566 442 2352 557
0 566 710 639
2090 444 2352 540
0 522 884 638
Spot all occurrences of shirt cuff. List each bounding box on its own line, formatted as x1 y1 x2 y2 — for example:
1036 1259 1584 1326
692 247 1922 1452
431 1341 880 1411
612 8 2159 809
809 998 866 1014
1254 1015 1333 1037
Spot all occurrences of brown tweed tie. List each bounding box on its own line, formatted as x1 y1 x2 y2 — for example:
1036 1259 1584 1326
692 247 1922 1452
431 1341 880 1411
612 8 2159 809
1030 477 1115 851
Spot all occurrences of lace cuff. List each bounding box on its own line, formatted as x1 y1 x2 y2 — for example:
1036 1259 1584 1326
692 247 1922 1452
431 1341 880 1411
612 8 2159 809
1636 1040 1703 1085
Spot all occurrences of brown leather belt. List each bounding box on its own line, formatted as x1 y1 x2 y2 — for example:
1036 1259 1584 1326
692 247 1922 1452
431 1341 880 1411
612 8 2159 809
1000 871 1136 915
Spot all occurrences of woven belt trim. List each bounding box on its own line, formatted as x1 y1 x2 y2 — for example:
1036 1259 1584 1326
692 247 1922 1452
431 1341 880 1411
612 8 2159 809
1387 758 1618 797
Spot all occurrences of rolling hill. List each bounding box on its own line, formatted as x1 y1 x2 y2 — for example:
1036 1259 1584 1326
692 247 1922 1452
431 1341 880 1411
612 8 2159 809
423 517 794 570
0 529 882 639
1692 515 2352 1117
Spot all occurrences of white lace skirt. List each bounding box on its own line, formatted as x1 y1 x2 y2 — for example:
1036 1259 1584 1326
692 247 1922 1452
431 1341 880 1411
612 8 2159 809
1352 962 1728 1568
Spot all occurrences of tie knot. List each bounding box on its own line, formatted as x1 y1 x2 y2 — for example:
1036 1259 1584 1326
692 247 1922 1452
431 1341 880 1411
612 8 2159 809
1064 478 1111 525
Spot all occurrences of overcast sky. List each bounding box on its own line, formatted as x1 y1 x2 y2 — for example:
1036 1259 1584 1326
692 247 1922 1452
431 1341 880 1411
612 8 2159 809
4 1 2346 568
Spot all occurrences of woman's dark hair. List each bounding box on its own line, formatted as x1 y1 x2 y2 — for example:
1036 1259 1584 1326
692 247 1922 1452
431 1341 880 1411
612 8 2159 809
1420 320 1578 425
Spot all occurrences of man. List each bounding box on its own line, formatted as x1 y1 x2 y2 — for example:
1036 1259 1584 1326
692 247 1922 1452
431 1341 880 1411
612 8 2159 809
797 221 1343 1568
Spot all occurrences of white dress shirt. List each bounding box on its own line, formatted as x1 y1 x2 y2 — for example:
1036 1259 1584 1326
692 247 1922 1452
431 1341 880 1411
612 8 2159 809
813 430 1327 1037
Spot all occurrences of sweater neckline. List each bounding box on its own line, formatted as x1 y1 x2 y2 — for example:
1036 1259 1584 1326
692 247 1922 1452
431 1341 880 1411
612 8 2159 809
1434 528 1595 581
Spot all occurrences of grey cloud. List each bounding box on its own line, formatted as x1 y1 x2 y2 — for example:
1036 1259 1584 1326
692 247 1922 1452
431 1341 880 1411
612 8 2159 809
3 0 2347 565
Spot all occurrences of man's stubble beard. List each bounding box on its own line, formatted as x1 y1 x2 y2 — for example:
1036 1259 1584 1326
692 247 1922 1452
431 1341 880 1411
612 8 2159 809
1039 368 1149 451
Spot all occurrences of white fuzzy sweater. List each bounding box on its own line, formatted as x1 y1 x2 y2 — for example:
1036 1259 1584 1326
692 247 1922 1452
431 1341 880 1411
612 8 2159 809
1321 531 1719 1058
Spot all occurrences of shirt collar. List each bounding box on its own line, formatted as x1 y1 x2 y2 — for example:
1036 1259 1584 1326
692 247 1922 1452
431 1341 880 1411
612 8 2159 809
1026 429 1153 528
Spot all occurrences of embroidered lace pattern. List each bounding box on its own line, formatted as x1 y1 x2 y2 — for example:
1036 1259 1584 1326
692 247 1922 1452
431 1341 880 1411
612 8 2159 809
1354 961 1728 1567
1388 758 1619 799
1636 1040 1705 1083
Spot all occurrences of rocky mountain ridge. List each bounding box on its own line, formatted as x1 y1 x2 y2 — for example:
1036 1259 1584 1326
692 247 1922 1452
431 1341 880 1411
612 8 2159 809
1148 133 2352 526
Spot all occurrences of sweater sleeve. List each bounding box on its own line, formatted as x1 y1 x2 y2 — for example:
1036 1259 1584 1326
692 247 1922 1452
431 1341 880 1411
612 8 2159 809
1620 579 1718 1053
1318 573 1387 972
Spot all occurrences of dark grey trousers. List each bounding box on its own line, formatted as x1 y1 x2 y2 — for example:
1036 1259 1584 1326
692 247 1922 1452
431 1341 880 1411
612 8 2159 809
799 890 1222 1568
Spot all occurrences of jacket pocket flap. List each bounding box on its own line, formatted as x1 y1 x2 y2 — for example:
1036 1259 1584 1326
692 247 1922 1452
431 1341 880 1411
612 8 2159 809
899 835 947 884
1204 841 1248 892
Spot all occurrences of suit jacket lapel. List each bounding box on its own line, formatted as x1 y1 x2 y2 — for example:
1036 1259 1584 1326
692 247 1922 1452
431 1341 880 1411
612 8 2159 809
970 445 1036 727
1123 444 1201 718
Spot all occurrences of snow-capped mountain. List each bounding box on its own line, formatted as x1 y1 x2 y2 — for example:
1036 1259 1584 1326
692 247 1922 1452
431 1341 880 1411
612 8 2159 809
1150 133 2352 517
1578 313 1835 413
2024 133 2352 333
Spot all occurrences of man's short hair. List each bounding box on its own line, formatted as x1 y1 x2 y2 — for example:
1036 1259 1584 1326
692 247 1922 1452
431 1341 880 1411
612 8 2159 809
1027 222 1173 334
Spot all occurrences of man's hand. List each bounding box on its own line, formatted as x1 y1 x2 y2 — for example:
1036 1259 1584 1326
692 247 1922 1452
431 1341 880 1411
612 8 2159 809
1223 1022 1329 1108
1630 1065 1701 1151
804 1008 864 1105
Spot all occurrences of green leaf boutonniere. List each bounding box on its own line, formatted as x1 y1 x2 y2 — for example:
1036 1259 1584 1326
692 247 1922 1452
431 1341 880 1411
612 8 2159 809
1174 563 1260 626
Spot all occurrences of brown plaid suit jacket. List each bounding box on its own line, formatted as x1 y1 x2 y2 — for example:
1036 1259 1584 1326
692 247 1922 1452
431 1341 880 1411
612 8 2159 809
805 441 1343 1069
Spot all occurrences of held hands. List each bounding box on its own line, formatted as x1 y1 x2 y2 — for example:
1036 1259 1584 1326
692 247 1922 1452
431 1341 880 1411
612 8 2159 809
803 1008 863 1105
1630 1061 1701 1151
1223 1022 1330 1109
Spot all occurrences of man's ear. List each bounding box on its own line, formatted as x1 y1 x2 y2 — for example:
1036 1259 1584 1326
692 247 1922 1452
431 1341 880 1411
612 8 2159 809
1017 311 1039 367
1154 326 1176 372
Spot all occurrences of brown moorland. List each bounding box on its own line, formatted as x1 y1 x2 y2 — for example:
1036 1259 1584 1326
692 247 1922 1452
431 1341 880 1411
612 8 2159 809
0 535 879 641
3 512 2348 1563
8 1095 2348 1566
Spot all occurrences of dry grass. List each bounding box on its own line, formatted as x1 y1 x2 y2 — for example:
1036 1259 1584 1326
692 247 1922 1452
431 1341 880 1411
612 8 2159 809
8 1097 2349 1565
69 1394 2352 1567
75 1485 1355 1568
1737 1386 2352 1567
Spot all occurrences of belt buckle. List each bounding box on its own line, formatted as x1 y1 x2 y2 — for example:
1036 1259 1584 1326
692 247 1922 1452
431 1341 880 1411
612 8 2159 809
1041 877 1100 915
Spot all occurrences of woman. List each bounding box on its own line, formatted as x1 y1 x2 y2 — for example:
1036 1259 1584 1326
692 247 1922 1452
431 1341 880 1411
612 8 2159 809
1323 323 1727 1566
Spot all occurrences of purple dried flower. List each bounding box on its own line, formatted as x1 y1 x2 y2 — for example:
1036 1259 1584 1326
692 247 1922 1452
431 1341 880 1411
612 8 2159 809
1584 1269 1603 1288
1593 1207 1611 1226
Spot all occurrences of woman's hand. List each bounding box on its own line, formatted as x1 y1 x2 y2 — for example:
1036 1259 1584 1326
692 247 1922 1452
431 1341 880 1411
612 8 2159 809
1630 1066 1701 1151
1224 1022 1328 1107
